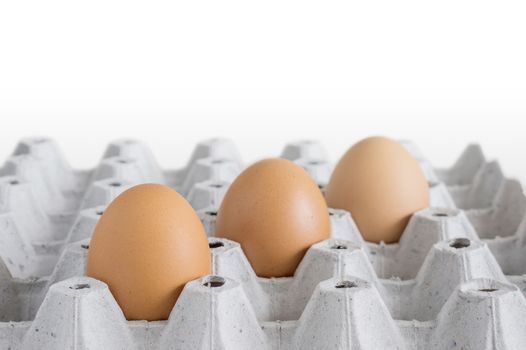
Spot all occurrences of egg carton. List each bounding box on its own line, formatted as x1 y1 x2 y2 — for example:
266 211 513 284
1 137 526 349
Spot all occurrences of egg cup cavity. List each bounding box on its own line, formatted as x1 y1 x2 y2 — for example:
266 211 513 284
187 180 229 210
92 156 139 182
174 138 243 188
211 230 508 325
46 238 91 290
365 207 479 280
62 207 105 244
210 236 379 322
328 208 365 246
388 238 507 322
81 177 133 210
180 156 243 196
292 157 333 188
429 181 457 208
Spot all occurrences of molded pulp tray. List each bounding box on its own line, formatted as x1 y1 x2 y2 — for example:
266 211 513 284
1 138 526 349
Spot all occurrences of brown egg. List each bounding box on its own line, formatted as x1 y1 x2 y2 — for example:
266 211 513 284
86 184 211 321
215 158 330 278
325 136 429 243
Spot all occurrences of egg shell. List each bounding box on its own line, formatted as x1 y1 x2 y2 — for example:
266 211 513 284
325 136 429 243
86 184 211 321
214 158 330 278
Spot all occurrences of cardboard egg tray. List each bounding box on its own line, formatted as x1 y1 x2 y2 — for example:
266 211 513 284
1 137 526 350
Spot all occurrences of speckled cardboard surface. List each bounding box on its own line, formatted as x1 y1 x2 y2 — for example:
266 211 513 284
1 137 526 349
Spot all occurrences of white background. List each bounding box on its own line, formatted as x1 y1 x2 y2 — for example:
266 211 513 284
0 1 525 181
